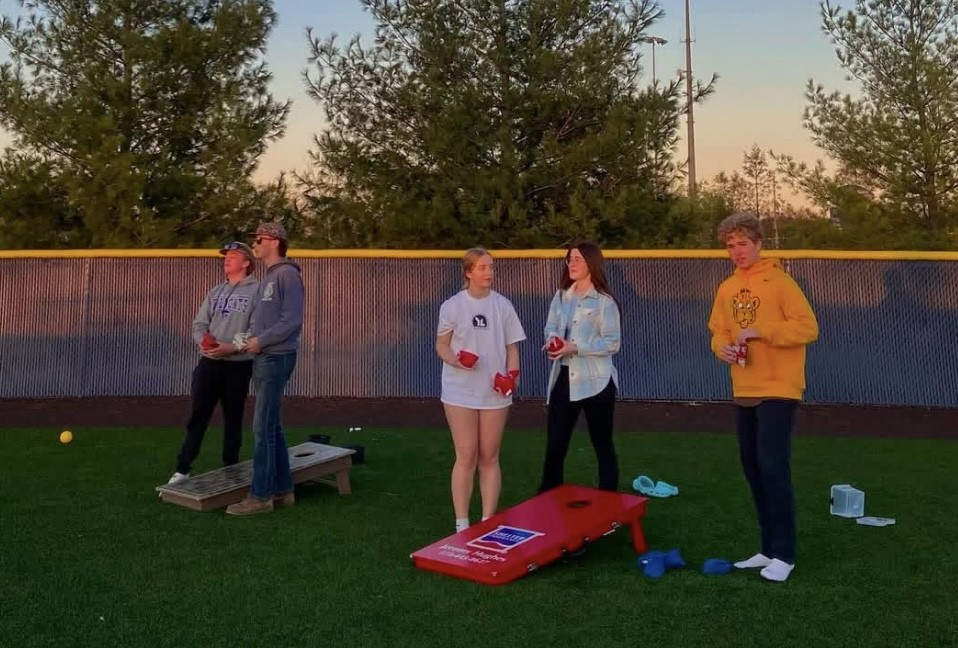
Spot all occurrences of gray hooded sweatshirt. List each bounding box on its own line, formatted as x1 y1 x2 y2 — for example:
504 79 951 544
250 258 304 355
191 275 260 361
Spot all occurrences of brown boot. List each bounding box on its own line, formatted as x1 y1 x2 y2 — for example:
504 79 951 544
273 491 295 508
226 496 274 516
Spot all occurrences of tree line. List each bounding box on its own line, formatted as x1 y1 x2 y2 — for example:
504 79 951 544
1 0 956 250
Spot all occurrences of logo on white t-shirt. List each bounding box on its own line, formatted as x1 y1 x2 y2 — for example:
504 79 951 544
472 314 487 328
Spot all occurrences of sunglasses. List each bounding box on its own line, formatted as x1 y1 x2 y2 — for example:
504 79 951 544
252 236 277 246
222 241 248 252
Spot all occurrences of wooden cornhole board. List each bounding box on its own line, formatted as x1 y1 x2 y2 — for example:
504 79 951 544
155 442 355 511
411 484 649 586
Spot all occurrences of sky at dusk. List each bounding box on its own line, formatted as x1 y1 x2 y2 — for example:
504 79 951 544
258 0 856 191
1 1 859 197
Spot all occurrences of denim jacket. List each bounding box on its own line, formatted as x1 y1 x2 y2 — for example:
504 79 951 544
544 285 621 402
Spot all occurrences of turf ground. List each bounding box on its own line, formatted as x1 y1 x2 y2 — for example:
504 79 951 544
1 423 955 648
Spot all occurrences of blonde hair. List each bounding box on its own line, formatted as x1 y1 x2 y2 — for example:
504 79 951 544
462 247 491 288
717 212 763 244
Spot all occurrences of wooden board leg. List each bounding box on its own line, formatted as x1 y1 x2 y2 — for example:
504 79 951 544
335 469 352 495
629 518 647 553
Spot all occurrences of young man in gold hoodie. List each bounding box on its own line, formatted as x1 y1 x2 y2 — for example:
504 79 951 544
708 213 819 583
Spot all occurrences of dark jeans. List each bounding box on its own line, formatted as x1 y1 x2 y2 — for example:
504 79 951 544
539 366 618 492
176 358 254 474
249 352 297 500
736 399 797 564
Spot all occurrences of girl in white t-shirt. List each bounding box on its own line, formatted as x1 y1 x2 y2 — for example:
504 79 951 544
436 248 526 533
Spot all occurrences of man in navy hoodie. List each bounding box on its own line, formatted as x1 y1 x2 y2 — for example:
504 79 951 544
227 222 305 516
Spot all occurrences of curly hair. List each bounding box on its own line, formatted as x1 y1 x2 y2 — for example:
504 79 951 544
716 212 762 244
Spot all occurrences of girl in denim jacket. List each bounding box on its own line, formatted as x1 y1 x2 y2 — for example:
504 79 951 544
538 242 622 492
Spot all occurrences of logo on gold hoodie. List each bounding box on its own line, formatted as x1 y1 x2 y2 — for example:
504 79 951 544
732 289 760 328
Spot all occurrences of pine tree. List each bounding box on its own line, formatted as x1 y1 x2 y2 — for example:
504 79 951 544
300 0 715 248
805 0 958 229
0 0 290 247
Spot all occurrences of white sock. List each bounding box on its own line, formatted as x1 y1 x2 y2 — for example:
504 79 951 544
760 559 795 582
481 515 490 521
734 553 773 569
455 518 470 533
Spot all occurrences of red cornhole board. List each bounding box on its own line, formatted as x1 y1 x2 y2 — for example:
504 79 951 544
410 484 649 586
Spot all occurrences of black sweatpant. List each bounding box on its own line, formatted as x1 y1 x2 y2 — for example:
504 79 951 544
175 357 253 474
539 366 619 492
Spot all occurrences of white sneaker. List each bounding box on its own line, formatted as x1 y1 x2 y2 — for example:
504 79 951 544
760 559 795 582
734 553 773 569
167 472 190 485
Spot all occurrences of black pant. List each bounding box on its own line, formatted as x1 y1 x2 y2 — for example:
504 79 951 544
539 366 619 492
175 358 253 474
735 399 797 563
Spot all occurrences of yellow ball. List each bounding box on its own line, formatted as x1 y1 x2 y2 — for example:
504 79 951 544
59 430 73 444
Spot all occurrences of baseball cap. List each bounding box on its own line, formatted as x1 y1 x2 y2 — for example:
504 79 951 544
219 241 255 263
255 222 288 241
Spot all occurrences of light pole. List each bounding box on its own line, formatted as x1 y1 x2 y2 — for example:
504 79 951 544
683 0 697 199
641 36 668 85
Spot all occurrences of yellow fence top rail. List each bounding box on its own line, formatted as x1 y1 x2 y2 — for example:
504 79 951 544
1 249 957 261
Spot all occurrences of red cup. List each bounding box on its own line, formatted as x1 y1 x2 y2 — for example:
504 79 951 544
457 350 478 368
734 344 747 367
546 337 565 353
201 332 220 350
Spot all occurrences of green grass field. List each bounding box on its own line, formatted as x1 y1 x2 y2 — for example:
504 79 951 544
1 425 955 648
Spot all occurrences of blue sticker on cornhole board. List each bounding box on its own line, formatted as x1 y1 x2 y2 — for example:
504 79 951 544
466 525 545 554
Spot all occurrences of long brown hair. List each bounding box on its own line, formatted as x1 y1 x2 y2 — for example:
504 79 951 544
561 241 621 316
562 242 613 295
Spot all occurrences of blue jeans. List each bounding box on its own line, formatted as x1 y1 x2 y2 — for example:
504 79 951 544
250 353 297 500
735 399 797 563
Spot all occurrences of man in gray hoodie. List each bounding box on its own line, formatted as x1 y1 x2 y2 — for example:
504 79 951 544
168 241 259 485
227 222 305 516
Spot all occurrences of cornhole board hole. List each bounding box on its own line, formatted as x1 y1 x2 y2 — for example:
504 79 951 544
411 484 649 585
155 442 355 511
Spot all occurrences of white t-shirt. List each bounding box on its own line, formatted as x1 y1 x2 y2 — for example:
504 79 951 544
437 290 527 409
